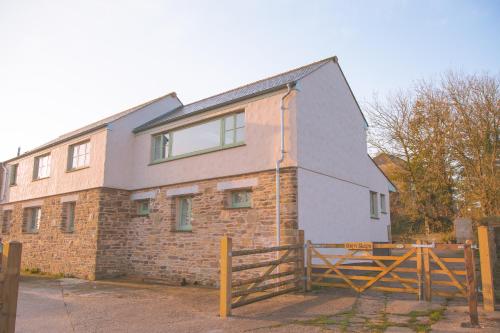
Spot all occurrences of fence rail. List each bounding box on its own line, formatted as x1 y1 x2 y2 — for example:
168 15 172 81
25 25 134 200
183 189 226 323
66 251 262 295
220 231 304 318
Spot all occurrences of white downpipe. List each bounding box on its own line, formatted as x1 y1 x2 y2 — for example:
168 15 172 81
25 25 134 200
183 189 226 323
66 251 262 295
276 83 296 247
0 163 7 202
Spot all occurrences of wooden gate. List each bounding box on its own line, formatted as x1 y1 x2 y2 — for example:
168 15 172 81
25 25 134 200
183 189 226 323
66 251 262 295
0 241 23 333
219 231 304 318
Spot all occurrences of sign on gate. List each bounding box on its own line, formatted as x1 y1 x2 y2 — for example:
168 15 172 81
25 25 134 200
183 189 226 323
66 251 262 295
345 242 373 250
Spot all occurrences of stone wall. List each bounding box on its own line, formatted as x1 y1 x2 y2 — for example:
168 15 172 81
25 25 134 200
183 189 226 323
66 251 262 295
0 167 299 284
0 189 101 279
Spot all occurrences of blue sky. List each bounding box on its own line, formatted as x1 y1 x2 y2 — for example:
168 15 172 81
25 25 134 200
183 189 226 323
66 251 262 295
0 0 498 160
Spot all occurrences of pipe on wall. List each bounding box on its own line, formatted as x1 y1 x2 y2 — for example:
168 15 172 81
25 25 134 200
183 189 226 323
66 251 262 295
0 163 7 202
275 82 297 246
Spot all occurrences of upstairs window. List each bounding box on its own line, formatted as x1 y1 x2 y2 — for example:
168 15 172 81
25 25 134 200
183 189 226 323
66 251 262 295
380 193 387 214
370 191 379 219
24 207 41 233
151 111 245 162
2 210 12 234
68 141 90 170
34 154 51 179
9 164 18 186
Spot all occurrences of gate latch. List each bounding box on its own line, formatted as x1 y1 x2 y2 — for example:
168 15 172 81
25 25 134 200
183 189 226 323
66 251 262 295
411 242 435 248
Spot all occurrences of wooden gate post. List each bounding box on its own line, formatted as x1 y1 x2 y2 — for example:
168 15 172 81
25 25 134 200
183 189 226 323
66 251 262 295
423 245 432 302
416 240 423 301
464 240 479 327
219 235 232 318
306 240 312 292
1 241 22 333
478 226 495 312
297 230 305 292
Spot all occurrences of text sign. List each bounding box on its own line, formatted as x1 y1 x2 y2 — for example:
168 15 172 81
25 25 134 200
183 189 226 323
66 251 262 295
345 242 373 251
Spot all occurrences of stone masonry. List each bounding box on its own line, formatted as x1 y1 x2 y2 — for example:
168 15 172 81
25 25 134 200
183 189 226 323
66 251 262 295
0 167 299 285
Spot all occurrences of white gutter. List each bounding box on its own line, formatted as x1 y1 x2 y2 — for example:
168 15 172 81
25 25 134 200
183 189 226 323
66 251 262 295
275 83 297 246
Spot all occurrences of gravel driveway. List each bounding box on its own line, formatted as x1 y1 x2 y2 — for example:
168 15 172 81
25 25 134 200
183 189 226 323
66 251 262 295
15 275 500 332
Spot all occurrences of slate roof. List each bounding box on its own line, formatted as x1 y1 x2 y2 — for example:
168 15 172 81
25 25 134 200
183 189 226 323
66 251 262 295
133 56 337 133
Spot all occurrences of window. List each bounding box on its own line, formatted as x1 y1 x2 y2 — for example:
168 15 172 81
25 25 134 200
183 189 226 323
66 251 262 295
136 200 150 216
370 191 379 219
9 164 18 186
151 111 245 162
24 207 41 233
68 141 90 170
223 113 245 145
2 210 12 234
34 154 51 179
229 190 252 208
62 202 76 232
176 197 192 231
380 193 387 214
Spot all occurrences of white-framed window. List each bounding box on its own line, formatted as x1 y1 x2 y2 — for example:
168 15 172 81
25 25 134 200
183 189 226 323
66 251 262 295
68 141 90 170
228 190 252 208
370 191 379 219
9 164 18 186
62 202 76 232
176 197 192 231
152 133 169 162
380 193 387 214
34 154 51 179
136 200 150 216
24 207 41 233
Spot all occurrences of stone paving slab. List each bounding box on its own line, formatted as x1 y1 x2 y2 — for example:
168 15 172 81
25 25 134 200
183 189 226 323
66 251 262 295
15 275 500 333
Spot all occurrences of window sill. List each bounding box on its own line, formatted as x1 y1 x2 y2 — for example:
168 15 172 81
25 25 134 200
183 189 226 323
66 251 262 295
32 177 49 182
66 166 90 173
9 184 17 187
149 143 246 166
381 211 387 215
370 216 380 220
61 230 75 234
224 206 252 210
172 229 193 233
23 231 39 234
132 214 150 218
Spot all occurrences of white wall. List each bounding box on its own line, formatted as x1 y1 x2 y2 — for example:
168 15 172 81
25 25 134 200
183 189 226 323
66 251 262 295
296 61 391 244
127 89 298 190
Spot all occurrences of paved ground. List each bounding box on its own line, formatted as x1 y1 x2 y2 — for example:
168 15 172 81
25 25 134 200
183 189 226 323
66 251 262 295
16 276 500 332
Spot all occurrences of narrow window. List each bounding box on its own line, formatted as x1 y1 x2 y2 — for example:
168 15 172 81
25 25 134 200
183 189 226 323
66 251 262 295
380 193 387 214
62 202 76 232
136 200 150 216
9 164 18 186
34 154 51 179
68 141 90 170
176 197 192 231
152 133 169 162
2 210 12 234
224 112 245 146
24 207 41 233
229 190 252 208
370 191 379 219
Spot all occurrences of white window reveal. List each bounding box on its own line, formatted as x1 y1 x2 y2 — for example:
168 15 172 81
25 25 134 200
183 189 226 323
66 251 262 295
176 197 192 231
68 141 90 170
380 193 387 214
34 154 51 179
370 191 379 219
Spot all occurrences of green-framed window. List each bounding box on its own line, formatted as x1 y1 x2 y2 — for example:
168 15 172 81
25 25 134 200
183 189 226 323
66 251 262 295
63 202 76 232
24 207 41 233
370 191 379 219
151 111 245 163
380 193 387 214
137 200 150 216
229 190 252 208
176 197 192 231
9 164 18 186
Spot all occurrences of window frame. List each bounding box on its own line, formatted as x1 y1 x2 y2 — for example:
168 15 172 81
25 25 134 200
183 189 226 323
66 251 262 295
9 164 18 186
24 207 41 233
380 193 387 214
176 196 193 231
369 191 379 219
62 202 76 233
2 210 12 234
150 111 245 164
67 140 91 171
136 199 150 216
228 189 252 209
33 154 51 180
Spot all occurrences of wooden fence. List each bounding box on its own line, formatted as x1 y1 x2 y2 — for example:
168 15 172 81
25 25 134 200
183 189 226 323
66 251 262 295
0 241 22 333
219 231 304 318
